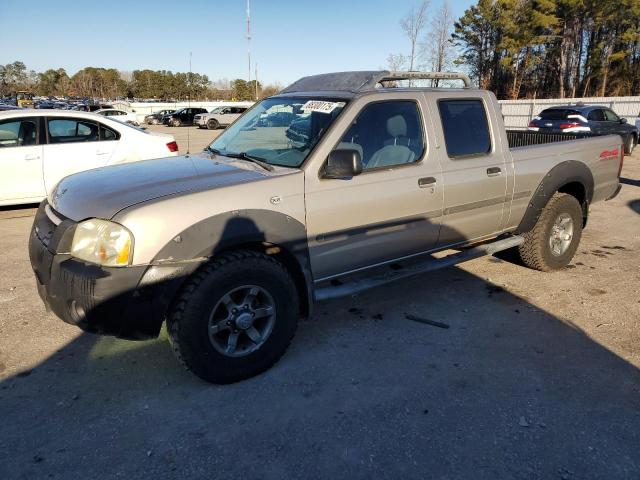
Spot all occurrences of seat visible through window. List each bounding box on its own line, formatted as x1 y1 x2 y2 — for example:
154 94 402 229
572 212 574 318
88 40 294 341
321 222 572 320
336 100 424 170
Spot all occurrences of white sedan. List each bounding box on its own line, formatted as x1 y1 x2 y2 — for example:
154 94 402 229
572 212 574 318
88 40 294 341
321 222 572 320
0 110 179 206
94 108 140 126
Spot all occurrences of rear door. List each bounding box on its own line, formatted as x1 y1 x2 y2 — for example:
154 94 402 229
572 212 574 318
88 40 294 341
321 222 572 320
226 107 245 124
0 116 45 204
42 116 112 193
431 97 508 245
587 109 607 134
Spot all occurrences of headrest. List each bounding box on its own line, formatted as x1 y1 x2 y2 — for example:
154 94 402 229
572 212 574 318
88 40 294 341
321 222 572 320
387 115 407 138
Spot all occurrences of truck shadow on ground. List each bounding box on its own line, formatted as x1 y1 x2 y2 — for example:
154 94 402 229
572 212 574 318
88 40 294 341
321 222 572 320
2 217 640 479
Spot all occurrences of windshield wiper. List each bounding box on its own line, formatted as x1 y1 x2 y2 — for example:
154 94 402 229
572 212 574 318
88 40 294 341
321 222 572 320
225 151 274 172
204 145 221 156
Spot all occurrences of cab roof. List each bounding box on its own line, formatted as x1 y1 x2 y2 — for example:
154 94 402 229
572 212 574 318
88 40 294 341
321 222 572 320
275 70 475 99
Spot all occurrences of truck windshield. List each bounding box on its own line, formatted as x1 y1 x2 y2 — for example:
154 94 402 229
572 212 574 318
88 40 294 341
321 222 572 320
207 97 347 168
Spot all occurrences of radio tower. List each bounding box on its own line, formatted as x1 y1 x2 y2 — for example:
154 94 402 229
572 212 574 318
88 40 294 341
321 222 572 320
246 0 251 83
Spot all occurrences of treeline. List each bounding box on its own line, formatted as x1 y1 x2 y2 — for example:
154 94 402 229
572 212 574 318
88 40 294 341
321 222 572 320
452 0 640 99
0 61 281 101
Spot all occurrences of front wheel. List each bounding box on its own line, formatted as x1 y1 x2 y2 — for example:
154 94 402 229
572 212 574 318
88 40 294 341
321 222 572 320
518 193 583 271
167 251 299 384
207 119 219 130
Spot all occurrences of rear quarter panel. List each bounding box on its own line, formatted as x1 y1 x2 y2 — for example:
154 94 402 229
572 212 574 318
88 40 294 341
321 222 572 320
506 134 623 229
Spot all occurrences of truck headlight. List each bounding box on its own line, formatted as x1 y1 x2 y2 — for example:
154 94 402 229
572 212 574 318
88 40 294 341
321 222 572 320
71 219 133 267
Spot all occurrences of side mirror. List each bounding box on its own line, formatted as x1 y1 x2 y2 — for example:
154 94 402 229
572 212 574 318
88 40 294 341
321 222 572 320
323 149 363 179
620 118 627 124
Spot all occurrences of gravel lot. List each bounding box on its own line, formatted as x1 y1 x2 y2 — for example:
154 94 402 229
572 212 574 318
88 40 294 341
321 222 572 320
0 134 639 479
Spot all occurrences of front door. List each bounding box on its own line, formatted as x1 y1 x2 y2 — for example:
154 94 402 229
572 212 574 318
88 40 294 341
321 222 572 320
0 116 44 204
305 98 443 280
433 98 508 245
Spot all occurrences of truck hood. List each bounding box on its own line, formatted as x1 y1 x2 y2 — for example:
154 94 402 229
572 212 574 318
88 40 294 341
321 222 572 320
49 154 268 221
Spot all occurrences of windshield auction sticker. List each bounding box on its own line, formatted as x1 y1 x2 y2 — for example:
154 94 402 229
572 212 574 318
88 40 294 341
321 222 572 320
300 100 345 114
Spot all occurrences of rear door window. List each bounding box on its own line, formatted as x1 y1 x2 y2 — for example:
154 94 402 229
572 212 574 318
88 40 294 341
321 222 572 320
99 123 120 141
47 118 99 143
438 99 491 158
587 109 606 121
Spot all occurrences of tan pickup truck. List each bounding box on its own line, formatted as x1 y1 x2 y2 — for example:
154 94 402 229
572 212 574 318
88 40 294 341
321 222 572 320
29 71 623 383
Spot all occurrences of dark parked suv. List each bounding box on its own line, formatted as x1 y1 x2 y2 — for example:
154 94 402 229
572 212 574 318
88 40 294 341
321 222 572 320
528 104 637 155
162 107 208 127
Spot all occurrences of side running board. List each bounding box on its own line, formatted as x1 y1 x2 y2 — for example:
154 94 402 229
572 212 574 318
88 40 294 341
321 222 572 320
314 235 525 302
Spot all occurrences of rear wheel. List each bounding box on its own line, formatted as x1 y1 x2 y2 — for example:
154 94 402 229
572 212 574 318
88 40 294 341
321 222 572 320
207 119 219 130
167 251 299 384
172 118 182 127
518 192 583 271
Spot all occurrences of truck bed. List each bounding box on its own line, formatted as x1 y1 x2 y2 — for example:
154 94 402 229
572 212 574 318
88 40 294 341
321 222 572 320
507 129 594 148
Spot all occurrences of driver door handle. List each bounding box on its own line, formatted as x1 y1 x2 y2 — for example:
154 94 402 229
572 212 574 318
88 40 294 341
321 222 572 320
487 167 502 177
24 154 40 161
418 177 436 187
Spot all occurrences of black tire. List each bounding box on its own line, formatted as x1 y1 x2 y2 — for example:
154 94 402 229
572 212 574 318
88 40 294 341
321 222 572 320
518 192 583 272
207 119 219 130
172 118 182 127
624 134 636 155
167 251 299 384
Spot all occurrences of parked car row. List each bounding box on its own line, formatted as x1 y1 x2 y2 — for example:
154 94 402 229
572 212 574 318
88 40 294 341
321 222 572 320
528 104 638 155
140 105 252 128
144 109 175 125
0 110 178 206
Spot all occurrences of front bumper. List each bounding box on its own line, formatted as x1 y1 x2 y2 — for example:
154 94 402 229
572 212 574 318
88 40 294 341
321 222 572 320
28 202 198 340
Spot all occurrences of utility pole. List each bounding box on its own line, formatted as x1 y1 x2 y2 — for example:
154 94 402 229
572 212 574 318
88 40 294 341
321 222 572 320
246 0 251 84
255 63 258 100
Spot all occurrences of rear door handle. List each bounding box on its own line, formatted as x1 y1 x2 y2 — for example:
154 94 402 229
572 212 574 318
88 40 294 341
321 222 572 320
24 154 40 161
418 177 436 187
96 150 110 155
486 167 502 177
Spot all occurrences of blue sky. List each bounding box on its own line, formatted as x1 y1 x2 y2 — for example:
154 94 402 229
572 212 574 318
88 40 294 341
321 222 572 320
1 0 475 86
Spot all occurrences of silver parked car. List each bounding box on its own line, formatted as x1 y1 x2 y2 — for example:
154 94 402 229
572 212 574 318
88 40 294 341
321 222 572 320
30 71 623 384
195 106 249 129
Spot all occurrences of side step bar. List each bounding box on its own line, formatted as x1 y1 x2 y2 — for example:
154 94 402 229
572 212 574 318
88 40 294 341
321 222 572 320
314 235 524 302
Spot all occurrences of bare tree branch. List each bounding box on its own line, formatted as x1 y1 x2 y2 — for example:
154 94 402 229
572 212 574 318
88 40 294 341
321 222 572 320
400 0 431 72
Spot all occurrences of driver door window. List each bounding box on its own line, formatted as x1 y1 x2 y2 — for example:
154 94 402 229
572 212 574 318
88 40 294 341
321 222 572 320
603 109 619 122
338 101 425 170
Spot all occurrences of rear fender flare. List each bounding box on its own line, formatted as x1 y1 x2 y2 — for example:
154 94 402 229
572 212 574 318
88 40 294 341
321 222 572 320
515 161 594 234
